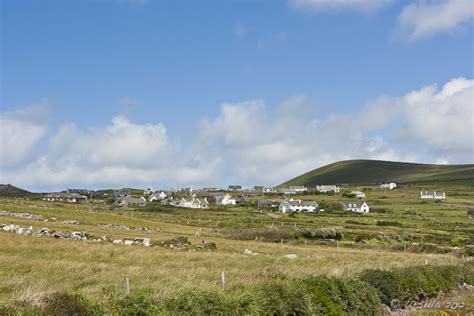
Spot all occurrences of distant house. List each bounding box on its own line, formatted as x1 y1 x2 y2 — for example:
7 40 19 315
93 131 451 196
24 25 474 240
149 191 167 202
258 200 278 208
351 191 366 198
279 199 318 213
216 194 237 206
228 185 242 191
380 183 397 190
341 202 369 213
143 188 155 196
316 185 340 193
113 190 128 198
253 186 265 192
280 188 297 195
43 192 87 203
119 196 146 207
420 191 446 199
179 196 209 209
289 185 307 192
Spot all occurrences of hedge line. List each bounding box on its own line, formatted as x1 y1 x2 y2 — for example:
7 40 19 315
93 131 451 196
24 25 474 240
2 264 472 315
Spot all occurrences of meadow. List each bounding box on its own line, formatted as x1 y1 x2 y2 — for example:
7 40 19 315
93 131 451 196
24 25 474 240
0 183 473 314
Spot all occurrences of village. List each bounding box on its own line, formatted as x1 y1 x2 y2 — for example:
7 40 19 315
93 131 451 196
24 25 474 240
40 182 447 216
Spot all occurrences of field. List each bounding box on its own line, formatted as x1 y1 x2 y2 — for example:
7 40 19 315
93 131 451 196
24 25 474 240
0 183 473 314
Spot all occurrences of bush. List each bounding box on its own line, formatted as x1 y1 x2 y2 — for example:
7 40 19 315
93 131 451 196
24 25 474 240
111 295 160 315
360 265 468 308
42 292 103 316
467 209 474 216
376 221 402 227
298 227 344 240
302 275 381 315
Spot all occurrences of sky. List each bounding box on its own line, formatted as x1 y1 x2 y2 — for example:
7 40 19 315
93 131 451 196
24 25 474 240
1 0 473 191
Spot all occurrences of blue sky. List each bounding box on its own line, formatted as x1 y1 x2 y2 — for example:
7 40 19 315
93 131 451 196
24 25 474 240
1 0 473 191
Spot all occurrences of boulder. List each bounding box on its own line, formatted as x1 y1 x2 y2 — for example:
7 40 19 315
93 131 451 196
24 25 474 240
112 239 123 245
284 254 298 259
124 240 134 246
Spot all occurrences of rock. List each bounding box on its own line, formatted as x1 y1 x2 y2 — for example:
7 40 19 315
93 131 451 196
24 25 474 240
25 226 33 235
52 231 66 238
113 239 123 245
124 240 134 246
0 210 45 221
244 249 253 255
63 220 80 225
38 228 50 236
284 254 298 259
71 232 88 240
134 237 151 246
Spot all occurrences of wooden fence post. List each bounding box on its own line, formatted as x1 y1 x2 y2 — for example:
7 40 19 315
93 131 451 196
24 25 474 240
123 276 130 296
220 271 226 288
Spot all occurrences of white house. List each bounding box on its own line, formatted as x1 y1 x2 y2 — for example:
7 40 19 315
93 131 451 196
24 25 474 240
316 185 340 193
289 186 308 192
280 188 297 195
279 199 318 213
143 188 155 196
216 194 237 206
351 191 366 198
420 191 446 199
380 183 397 190
341 202 369 213
179 196 209 208
149 191 167 202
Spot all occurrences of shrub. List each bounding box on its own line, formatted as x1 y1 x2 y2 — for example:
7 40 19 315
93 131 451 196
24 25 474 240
376 221 402 227
41 292 102 316
111 295 160 315
467 209 474 216
302 275 381 315
344 220 368 226
298 227 344 240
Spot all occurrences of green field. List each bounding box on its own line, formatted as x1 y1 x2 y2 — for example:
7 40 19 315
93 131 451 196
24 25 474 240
0 182 473 314
280 160 474 187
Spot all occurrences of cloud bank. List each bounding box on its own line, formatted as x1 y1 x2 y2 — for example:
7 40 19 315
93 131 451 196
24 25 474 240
397 0 474 40
290 0 392 13
0 78 473 191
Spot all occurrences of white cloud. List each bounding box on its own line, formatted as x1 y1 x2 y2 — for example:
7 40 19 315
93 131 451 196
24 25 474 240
1 77 472 190
290 0 392 13
397 0 474 40
0 103 50 168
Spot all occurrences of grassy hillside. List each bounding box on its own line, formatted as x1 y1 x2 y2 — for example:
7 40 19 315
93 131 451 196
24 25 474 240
0 184 36 197
280 160 474 187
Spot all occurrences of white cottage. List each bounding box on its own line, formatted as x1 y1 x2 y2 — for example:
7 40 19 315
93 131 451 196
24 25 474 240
179 196 209 209
420 191 446 199
351 191 366 198
380 183 397 190
341 202 370 213
149 191 167 202
316 185 340 193
216 194 237 206
279 199 318 213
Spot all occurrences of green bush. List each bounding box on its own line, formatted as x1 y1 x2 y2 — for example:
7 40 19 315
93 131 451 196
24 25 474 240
111 295 160 315
360 265 468 308
376 221 402 227
41 292 103 316
298 227 344 240
303 275 381 315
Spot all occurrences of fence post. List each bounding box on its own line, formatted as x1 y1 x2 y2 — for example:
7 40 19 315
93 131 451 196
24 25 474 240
220 271 226 288
123 276 130 296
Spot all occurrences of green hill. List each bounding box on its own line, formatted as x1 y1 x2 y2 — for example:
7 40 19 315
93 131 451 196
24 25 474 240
279 160 474 187
0 184 36 197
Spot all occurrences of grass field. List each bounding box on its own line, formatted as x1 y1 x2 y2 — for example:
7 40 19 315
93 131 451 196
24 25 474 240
0 182 473 314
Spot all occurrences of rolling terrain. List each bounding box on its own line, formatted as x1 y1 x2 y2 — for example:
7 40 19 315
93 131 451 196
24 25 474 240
280 159 474 187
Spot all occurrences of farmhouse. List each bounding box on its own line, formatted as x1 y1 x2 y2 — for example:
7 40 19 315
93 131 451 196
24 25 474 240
341 202 370 213
380 182 397 190
216 194 237 206
420 191 446 199
351 191 366 198
179 196 209 208
289 185 308 192
279 199 318 213
43 192 87 203
280 188 296 195
257 200 278 208
118 196 146 207
316 185 340 193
